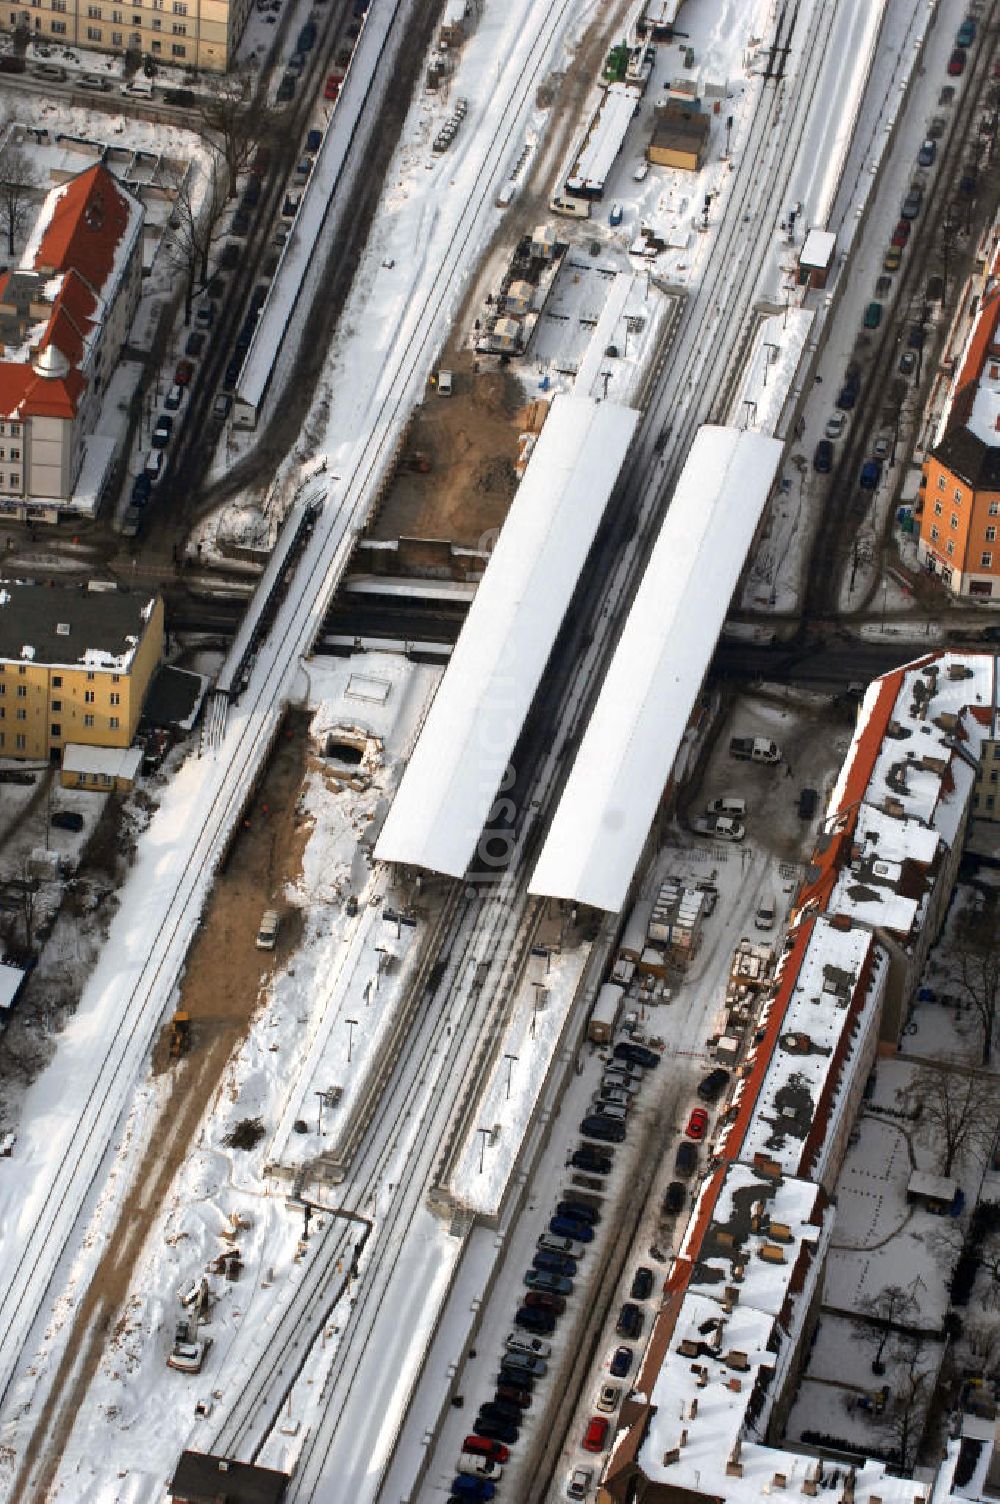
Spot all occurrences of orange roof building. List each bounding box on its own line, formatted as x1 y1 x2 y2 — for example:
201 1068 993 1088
0 162 142 512
917 245 1000 597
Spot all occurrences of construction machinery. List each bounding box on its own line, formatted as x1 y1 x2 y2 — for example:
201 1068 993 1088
169 1011 191 1058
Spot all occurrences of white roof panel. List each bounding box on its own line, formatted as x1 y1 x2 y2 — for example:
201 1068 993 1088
374 395 639 876
530 425 782 912
568 83 641 194
62 743 143 779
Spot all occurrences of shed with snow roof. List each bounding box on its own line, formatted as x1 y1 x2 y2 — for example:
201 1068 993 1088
798 228 836 289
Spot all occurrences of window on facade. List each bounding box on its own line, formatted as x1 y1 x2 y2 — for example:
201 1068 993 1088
171 23 185 33
15 708 25 722
112 673 120 683
9 449 19 461
989 795 997 809
150 13 160 24
50 724 60 738
9 475 19 489
84 690 95 704
17 665 25 676
14 734 24 751
86 25 101 38
988 527 997 543
934 501 942 516
110 692 120 706
86 4 101 15
991 502 1000 517
947 540 955 557
86 671 94 682
151 36 161 48
982 552 993 568
110 715 120 729
173 0 186 10
955 488 963 502
9 422 19 436
930 525 940 541
52 699 61 711
951 513 959 529
937 475 945 490
171 38 184 50
112 28 121 40
991 770 998 784
52 675 61 687
16 684 25 699
51 19 67 31
84 714 94 728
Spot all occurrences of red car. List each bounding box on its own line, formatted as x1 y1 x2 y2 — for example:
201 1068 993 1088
685 1107 709 1140
174 358 195 386
524 1289 566 1314
462 1435 509 1464
583 1416 609 1453
948 47 966 75
890 219 911 248
324 70 342 99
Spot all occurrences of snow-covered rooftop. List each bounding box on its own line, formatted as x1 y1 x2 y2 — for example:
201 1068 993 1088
566 82 642 196
374 395 638 877
62 743 143 780
736 918 885 1179
529 425 782 912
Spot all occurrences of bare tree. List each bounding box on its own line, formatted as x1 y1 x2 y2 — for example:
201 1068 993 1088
953 901 1000 1064
195 70 261 191
899 1062 999 1178
884 1336 933 1469
166 160 229 323
0 137 37 258
859 1284 919 1373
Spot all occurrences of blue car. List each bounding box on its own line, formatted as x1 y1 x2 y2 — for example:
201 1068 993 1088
514 1305 555 1334
610 1344 634 1377
956 17 976 46
524 1269 573 1296
451 1476 496 1501
550 1215 594 1243
533 1249 577 1277
556 1199 600 1226
613 1042 660 1069
860 459 882 490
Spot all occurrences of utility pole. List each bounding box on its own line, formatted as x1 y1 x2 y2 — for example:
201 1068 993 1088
503 1052 518 1099
477 1126 490 1174
345 1017 358 1064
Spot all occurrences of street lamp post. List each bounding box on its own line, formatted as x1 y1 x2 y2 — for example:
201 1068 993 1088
503 1053 518 1100
477 1126 491 1174
345 1017 359 1064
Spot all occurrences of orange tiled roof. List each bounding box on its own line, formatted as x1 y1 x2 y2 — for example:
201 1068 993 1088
0 363 84 420
30 163 133 298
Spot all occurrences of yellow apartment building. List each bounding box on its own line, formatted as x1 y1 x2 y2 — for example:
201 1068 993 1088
0 582 163 761
5 0 251 71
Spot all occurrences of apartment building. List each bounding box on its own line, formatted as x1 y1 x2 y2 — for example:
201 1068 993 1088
6 0 252 71
916 276 1000 597
0 161 143 514
0 582 163 761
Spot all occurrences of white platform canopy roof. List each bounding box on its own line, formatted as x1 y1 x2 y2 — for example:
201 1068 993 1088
374 394 639 877
530 425 783 912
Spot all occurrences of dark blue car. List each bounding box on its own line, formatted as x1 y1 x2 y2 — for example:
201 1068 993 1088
550 1215 594 1243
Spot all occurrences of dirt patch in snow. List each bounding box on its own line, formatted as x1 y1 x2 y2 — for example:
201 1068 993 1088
15 708 313 1500
367 364 524 549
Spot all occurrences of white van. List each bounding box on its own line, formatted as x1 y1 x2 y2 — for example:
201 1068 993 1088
549 192 590 219
436 369 453 397
256 909 279 950
755 896 776 930
709 795 747 817
121 74 154 97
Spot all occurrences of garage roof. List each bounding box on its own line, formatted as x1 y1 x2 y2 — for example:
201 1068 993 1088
374 395 639 877
529 425 783 912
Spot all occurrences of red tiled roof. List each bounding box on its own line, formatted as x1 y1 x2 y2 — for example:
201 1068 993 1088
0 364 84 420
30 164 132 300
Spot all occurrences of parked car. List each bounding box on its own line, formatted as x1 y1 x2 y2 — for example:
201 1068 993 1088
306 127 323 152
616 1303 644 1339
571 1145 613 1174
151 414 174 448
479 1398 523 1426
589 1100 628 1123
582 1417 609 1454
836 380 859 411
863 300 883 329
948 46 967 75
494 1381 531 1409
630 1266 654 1300
685 1107 709 1140
873 434 892 461
500 1348 547 1377
524 1289 566 1315
875 274 893 297
223 357 244 391
556 1199 600 1225
899 350 918 377
813 439 833 473
538 1232 585 1259
860 458 882 490
297 19 317 48
325 71 342 99
463 1435 509 1463
458 1450 504 1478
939 84 956 105
256 909 279 950
514 1305 555 1335
825 412 847 439
549 1216 594 1243
505 1331 550 1360
600 1072 638 1098
524 1269 572 1296
882 246 902 273
567 1466 593 1501
797 787 818 819
891 219 911 248
534 1249 577 1277
164 382 184 412
901 186 923 219
450 1478 496 1502
144 448 165 479
597 1382 621 1413
174 358 195 386
472 1417 518 1445
282 193 301 218
594 1085 631 1110
609 1344 633 1377
603 1063 642 1088
51 810 84 832
957 17 976 46
662 1180 686 1215
230 208 251 237
294 155 313 181
928 115 947 139
580 1115 626 1143
212 393 233 421
917 138 937 167
277 73 296 102
614 1042 660 1069
693 812 744 841
131 472 153 505
184 330 205 358
697 1068 730 1102
219 241 240 271
674 1140 698 1176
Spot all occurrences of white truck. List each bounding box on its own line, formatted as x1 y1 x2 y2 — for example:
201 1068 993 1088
729 736 781 764
588 981 624 1044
